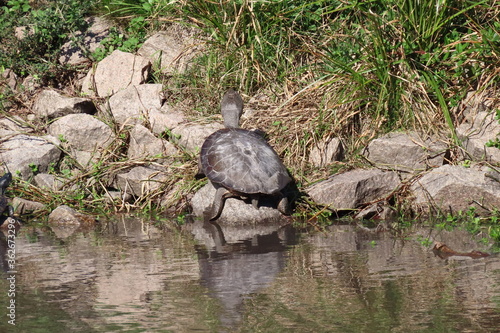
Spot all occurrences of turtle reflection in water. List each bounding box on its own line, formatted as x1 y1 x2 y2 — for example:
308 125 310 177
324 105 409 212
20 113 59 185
199 89 292 221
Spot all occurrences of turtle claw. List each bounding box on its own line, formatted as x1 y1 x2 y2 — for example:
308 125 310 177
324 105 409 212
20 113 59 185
207 187 232 221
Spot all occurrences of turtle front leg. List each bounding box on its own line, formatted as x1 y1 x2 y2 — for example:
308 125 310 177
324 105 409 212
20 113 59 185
207 187 233 221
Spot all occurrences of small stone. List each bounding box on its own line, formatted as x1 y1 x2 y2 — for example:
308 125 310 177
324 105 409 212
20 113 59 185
48 205 96 225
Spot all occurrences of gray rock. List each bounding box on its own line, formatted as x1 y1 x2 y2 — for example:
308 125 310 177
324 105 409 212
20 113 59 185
14 26 32 40
12 197 45 215
128 124 177 159
171 123 223 153
306 169 400 210
363 132 448 172
137 25 201 74
149 105 186 135
107 84 163 126
191 182 285 224
0 116 33 138
309 137 344 167
457 111 500 163
48 113 116 152
114 166 167 197
81 50 151 97
457 90 491 123
21 75 41 93
410 164 500 215
33 89 95 119
59 17 112 65
0 134 61 180
104 190 133 204
34 173 66 191
354 201 396 221
1 68 19 91
48 205 96 225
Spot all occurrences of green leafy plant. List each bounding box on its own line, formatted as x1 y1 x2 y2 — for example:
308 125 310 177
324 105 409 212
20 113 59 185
28 163 39 174
91 16 148 61
0 0 94 83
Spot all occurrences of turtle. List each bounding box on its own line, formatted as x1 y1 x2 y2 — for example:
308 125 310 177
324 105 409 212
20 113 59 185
200 89 292 221
0 171 13 217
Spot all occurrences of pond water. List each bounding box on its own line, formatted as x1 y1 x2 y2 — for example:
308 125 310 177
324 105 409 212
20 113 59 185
0 215 499 332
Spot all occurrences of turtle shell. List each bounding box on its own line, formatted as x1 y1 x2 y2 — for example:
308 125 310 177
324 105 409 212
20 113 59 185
200 128 291 195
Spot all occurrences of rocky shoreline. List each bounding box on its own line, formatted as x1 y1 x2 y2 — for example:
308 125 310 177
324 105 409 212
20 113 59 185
1 17 500 225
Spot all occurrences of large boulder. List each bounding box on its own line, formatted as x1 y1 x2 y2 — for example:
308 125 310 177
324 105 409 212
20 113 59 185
410 164 500 215
306 169 400 210
457 111 500 163
33 89 95 119
191 182 286 225
0 134 61 180
363 132 448 172
81 50 151 97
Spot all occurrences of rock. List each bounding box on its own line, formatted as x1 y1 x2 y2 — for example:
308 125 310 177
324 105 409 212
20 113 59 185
191 182 286 224
12 197 45 215
309 137 344 167
104 190 133 204
59 17 112 65
114 166 167 197
149 105 185 135
363 132 448 172
48 113 116 152
48 205 96 225
137 25 201 74
0 116 33 138
410 164 500 215
33 89 96 119
22 75 41 93
306 169 400 210
0 134 61 180
354 201 396 221
107 84 163 126
457 111 500 163
48 114 116 167
14 26 32 40
34 173 66 191
81 50 151 97
456 90 491 123
171 123 223 153
128 124 177 159
1 68 19 91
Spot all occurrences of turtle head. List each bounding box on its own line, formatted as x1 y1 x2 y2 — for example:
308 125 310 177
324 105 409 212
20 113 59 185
221 89 243 128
